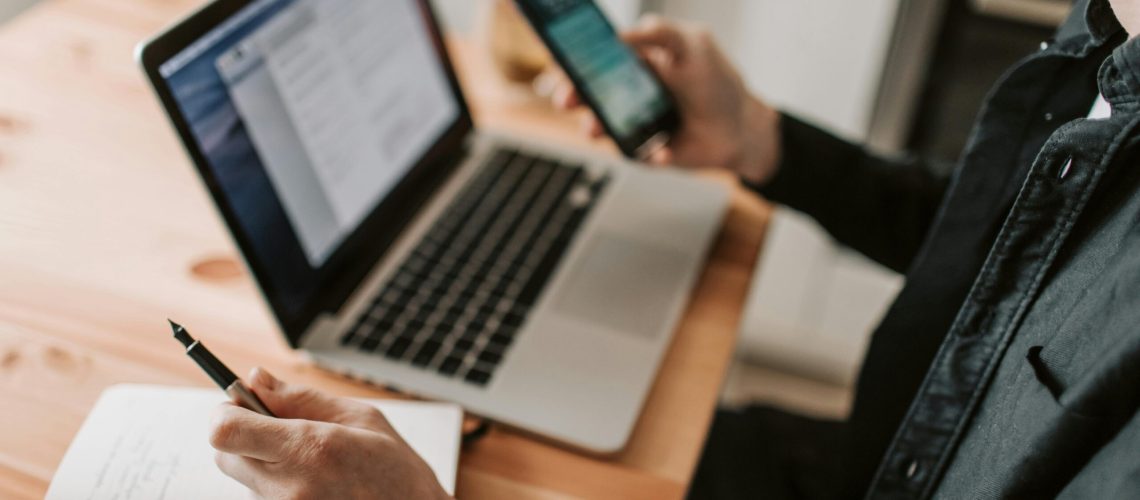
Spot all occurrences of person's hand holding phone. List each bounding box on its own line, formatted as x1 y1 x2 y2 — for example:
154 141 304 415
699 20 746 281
548 15 783 185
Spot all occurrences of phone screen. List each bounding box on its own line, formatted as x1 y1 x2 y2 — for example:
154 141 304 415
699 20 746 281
518 0 678 157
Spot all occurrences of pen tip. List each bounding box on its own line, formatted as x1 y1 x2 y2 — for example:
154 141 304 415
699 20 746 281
169 319 193 348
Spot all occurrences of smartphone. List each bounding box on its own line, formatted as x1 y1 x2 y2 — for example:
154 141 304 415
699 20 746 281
514 0 681 160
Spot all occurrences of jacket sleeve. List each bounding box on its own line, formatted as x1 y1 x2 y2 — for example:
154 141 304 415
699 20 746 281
746 113 953 273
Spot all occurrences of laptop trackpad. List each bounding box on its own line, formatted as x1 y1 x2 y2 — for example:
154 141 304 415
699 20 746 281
549 234 690 340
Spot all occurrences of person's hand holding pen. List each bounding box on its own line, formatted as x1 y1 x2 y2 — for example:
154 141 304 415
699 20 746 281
208 367 452 500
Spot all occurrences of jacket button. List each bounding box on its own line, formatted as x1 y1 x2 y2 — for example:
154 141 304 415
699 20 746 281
905 459 921 480
1059 157 1074 180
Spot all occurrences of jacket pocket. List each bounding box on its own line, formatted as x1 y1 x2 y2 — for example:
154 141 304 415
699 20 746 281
997 368 1119 499
1029 331 1140 422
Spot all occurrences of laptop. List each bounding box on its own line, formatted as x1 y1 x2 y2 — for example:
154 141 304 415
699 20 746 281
137 0 727 453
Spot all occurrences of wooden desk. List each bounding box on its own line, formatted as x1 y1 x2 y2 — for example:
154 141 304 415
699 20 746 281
0 1 770 498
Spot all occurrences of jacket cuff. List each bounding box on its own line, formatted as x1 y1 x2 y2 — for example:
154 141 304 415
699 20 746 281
742 113 856 209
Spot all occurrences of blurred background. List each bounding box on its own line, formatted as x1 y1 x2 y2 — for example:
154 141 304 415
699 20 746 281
0 0 1072 417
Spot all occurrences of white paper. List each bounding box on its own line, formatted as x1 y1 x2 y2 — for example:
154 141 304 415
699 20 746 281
47 385 462 499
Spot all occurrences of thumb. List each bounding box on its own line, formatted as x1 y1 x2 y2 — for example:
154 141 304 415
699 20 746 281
623 15 687 62
623 18 685 90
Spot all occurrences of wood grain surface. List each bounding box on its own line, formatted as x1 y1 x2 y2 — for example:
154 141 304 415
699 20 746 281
0 1 771 498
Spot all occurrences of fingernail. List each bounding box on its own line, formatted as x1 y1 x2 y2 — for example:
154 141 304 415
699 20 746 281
252 367 280 391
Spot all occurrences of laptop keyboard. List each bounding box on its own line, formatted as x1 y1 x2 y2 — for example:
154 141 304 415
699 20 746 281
340 148 610 387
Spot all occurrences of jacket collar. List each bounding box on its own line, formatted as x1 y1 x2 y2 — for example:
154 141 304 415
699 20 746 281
1053 0 1123 57
1052 0 1140 113
1100 39 1140 112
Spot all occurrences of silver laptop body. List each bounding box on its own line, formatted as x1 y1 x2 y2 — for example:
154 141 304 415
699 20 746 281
303 130 726 452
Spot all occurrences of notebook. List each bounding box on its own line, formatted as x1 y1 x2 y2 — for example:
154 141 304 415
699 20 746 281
47 384 462 499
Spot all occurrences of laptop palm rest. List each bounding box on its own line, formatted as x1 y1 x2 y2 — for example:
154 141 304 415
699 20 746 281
548 233 689 340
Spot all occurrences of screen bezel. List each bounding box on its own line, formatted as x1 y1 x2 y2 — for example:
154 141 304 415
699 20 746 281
513 0 680 159
138 0 473 346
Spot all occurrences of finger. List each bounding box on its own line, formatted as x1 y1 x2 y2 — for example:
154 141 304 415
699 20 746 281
249 367 341 421
533 69 565 99
209 403 294 462
579 114 604 138
248 367 282 392
589 118 604 138
642 46 676 75
552 81 582 110
649 147 673 166
623 15 687 61
248 368 384 429
215 451 269 494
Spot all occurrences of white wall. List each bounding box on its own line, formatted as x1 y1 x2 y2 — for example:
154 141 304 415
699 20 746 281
596 0 642 26
656 0 907 386
431 0 642 35
660 0 902 141
430 0 901 140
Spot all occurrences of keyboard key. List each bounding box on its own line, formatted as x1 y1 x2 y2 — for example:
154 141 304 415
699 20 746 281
360 336 382 352
407 318 426 333
439 356 464 376
477 349 503 365
394 289 416 307
453 337 475 353
444 309 463 324
385 338 412 359
488 332 514 347
428 328 452 343
376 318 395 334
465 368 493 386
467 318 487 333
412 342 441 367
340 331 358 347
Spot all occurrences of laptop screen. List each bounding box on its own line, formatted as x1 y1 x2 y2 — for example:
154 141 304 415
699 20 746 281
154 0 467 337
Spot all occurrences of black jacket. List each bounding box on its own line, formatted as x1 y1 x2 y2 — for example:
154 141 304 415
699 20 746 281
749 0 1140 497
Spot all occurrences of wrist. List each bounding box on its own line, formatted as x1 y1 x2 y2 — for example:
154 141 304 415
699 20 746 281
731 97 782 185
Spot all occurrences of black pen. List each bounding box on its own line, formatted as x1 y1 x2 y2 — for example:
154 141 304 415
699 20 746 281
168 320 276 417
